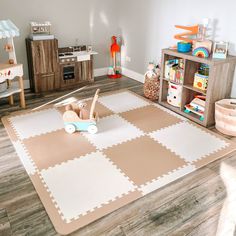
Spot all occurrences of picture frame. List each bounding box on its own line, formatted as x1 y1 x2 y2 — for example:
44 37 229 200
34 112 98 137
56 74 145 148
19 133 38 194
213 41 228 59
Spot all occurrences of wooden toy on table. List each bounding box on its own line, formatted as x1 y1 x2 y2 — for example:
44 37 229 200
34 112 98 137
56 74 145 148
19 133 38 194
0 20 26 108
63 89 100 134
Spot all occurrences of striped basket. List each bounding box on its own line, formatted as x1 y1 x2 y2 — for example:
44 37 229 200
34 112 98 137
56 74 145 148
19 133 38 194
215 99 236 136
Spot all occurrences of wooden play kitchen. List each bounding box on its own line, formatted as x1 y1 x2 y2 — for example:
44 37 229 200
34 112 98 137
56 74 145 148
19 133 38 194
0 20 26 108
159 48 236 127
26 39 97 93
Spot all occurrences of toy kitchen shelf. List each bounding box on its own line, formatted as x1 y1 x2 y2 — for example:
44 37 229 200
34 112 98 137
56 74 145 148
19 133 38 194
159 48 236 127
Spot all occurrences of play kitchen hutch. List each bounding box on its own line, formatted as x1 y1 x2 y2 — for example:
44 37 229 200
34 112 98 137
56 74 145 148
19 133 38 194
26 38 97 93
0 20 26 108
159 48 236 127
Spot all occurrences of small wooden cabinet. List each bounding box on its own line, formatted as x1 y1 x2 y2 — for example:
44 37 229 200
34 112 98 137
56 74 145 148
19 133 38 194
159 49 236 127
26 38 59 93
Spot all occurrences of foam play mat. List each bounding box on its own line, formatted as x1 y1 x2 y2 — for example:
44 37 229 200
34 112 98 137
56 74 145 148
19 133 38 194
2 90 236 235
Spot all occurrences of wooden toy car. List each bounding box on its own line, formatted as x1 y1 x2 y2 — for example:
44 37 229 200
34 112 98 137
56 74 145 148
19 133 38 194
63 89 100 134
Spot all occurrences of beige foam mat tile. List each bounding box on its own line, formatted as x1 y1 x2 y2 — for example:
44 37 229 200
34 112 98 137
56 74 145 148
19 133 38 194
23 129 96 170
104 136 187 186
120 105 183 133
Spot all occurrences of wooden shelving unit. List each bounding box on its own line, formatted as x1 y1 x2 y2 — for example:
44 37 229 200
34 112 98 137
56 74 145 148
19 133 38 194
159 49 236 127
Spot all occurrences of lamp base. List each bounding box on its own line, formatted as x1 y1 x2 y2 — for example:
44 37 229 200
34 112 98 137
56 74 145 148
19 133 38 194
108 74 122 79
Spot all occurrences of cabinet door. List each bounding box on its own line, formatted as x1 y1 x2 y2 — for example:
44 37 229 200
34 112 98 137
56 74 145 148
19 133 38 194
34 73 56 93
76 59 94 82
60 63 80 89
31 39 58 74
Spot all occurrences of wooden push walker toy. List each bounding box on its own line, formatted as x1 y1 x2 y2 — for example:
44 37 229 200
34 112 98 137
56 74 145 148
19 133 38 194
63 89 100 134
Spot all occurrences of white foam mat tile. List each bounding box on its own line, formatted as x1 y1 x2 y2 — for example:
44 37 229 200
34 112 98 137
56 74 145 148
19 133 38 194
98 91 149 113
149 122 229 163
140 164 196 195
83 114 144 150
12 141 36 175
9 108 64 140
40 151 136 222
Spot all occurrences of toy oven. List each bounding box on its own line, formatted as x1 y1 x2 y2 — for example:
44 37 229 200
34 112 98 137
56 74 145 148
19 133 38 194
63 65 75 80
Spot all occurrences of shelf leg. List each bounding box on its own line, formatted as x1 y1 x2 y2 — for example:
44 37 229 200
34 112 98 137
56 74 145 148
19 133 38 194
18 76 26 108
7 80 14 105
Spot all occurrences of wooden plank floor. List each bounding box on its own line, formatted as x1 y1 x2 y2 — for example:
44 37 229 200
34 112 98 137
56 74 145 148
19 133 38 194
0 76 236 236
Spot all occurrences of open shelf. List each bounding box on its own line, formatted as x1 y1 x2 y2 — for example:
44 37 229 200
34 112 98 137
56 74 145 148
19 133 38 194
159 100 204 125
162 77 169 82
183 109 204 125
183 84 207 95
159 100 181 113
158 48 236 127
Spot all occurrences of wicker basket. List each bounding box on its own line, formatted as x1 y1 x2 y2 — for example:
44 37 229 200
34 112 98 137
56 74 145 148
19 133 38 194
143 75 160 101
215 99 236 136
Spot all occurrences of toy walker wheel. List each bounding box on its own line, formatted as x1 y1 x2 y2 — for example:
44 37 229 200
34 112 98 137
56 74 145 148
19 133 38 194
88 125 98 134
65 124 76 134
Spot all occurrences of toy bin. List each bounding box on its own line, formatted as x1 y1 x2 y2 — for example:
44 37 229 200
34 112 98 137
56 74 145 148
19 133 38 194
215 99 236 136
167 82 182 107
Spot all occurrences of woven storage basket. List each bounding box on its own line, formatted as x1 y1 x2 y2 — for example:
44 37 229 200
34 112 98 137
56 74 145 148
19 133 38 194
215 99 236 136
143 75 160 101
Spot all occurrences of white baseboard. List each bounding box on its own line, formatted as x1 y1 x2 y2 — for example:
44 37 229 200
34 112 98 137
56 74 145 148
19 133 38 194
18 67 143 91
122 67 144 83
94 67 145 84
17 68 107 90
94 67 108 77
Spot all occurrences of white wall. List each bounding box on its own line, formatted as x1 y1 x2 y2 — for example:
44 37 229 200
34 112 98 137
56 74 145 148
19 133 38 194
118 0 236 97
0 0 119 81
1 0 236 95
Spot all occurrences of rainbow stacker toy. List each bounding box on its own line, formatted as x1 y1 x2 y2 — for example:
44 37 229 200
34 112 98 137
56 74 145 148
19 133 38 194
192 47 210 58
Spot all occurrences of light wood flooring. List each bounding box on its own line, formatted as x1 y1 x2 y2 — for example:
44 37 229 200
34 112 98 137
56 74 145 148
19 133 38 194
0 76 236 236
